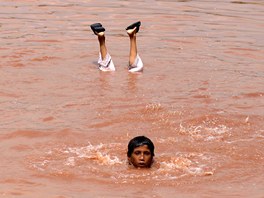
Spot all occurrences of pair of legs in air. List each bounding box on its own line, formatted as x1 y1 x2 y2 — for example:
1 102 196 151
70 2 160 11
90 21 143 72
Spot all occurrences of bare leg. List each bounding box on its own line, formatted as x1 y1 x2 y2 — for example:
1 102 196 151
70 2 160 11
97 33 107 60
127 27 138 66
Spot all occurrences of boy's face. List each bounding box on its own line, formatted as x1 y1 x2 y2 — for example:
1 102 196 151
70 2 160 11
128 145 153 168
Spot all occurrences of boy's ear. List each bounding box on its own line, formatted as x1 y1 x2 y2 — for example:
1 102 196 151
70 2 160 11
127 157 131 164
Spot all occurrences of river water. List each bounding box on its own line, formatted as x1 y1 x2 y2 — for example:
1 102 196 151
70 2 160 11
0 0 264 197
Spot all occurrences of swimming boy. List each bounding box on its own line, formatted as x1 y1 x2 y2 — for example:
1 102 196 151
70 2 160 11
127 136 155 168
90 21 143 72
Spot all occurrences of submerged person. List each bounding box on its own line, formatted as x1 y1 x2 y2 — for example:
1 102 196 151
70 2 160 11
127 136 155 168
90 21 144 72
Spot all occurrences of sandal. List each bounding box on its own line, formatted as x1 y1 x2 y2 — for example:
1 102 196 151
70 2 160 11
90 23 105 35
126 21 141 33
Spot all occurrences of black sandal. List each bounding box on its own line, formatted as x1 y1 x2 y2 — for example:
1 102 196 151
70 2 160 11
126 21 141 33
90 23 105 35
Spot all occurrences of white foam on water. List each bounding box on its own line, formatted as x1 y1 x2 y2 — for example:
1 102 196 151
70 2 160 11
111 152 216 183
94 152 123 166
63 143 123 166
31 160 50 172
158 157 192 171
157 154 214 178
65 156 75 166
27 141 216 183
179 123 231 142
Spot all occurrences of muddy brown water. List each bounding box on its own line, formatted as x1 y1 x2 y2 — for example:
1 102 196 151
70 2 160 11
0 0 264 197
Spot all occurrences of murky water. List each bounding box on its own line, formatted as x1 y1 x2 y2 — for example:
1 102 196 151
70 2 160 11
0 0 264 197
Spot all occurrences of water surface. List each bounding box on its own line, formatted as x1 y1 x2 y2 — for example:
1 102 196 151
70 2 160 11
0 0 264 197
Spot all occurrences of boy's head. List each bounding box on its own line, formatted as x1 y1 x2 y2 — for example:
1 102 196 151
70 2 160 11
127 136 155 168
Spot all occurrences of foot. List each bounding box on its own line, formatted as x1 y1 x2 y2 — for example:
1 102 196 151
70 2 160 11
127 27 137 36
126 21 141 35
90 23 105 36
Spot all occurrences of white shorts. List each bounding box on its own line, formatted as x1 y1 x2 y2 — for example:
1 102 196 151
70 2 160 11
128 54 144 72
97 53 143 72
98 52 115 71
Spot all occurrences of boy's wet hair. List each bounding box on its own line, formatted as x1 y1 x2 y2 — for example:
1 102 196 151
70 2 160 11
127 136 155 157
